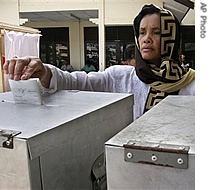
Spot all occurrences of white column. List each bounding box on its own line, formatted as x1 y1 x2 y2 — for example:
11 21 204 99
98 0 105 71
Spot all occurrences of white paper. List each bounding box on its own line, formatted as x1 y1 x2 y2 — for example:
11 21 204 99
9 78 43 105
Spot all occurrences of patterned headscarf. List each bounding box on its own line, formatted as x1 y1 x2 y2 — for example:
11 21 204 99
133 4 195 113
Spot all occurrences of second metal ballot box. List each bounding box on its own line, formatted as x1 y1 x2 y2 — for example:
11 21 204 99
0 90 133 189
105 95 195 189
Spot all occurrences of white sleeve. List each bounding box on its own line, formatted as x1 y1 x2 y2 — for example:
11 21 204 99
179 79 195 95
43 64 115 93
42 64 136 95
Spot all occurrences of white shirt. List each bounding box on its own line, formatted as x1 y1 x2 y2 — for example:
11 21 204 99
44 64 195 120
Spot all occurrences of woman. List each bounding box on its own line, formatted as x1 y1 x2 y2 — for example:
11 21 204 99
3 4 195 120
133 4 195 113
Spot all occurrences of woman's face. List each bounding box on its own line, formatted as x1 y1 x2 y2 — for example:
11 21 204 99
138 13 161 65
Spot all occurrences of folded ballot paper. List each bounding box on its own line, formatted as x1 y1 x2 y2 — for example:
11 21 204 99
9 78 43 105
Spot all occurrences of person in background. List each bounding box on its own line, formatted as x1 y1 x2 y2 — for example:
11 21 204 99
81 59 97 73
61 59 74 72
179 53 192 71
3 4 195 120
179 54 186 66
123 44 136 66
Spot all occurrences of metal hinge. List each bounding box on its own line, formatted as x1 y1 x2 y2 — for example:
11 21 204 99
0 129 21 149
123 140 190 169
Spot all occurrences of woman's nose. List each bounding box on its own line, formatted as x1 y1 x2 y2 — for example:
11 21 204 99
144 33 152 43
144 39 151 43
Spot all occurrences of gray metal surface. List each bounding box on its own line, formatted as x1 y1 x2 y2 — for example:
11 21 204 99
0 90 133 189
105 95 195 189
1 90 131 138
0 139 32 189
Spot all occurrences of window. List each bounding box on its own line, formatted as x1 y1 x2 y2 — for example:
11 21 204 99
84 26 135 69
39 27 69 69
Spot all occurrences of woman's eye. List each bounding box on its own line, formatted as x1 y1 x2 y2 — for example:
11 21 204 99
154 31 161 34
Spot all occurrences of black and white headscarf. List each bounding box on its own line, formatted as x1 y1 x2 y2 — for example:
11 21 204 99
133 4 195 113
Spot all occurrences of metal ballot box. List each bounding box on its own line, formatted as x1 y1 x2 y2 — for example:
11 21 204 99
0 90 133 190
105 95 195 189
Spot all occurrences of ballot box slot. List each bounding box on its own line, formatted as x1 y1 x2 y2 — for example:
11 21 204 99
123 140 190 169
0 129 21 149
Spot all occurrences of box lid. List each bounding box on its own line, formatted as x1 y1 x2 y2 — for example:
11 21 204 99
105 95 195 154
0 90 133 158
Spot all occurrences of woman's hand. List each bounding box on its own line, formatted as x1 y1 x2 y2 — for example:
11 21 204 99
3 56 52 88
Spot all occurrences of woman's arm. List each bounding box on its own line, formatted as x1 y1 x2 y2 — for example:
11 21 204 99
46 64 109 92
46 64 136 94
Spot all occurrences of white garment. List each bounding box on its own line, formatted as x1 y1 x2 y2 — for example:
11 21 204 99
44 64 195 120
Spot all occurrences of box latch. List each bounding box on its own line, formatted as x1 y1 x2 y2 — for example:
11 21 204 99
0 129 21 149
123 140 190 169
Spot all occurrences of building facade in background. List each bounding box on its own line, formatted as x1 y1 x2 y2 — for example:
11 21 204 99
0 0 195 71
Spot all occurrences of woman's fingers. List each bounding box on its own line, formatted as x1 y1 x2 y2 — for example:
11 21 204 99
3 57 47 85
20 59 38 80
3 57 34 80
14 58 31 80
3 58 19 80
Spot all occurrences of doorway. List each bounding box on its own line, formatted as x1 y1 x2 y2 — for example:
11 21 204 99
39 27 70 69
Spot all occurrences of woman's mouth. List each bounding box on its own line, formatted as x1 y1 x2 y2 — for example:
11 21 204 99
142 47 153 52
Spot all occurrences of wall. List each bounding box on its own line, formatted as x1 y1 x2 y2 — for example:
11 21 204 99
104 0 162 25
0 0 19 25
182 9 195 25
19 0 101 12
